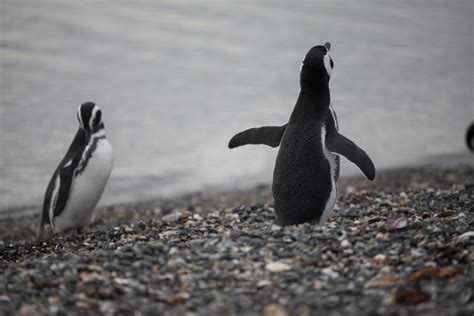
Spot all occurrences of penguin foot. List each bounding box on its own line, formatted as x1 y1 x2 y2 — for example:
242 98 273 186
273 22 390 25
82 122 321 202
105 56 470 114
77 227 91 235
36 224 53 241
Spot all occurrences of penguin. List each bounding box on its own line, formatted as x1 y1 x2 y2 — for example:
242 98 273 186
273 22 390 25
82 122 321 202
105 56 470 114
228 42 375 226
466 122 474 151
36 102 113 239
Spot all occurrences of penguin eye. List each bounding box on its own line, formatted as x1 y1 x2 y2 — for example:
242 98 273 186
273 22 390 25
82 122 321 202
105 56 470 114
330 58 334 69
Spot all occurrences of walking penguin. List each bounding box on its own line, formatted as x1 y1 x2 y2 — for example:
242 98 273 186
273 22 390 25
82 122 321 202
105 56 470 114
228 43 375 225
36 102 113 239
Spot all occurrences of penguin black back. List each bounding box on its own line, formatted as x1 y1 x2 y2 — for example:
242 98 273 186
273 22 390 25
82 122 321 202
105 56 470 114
272 43 336 225
228 42 375 226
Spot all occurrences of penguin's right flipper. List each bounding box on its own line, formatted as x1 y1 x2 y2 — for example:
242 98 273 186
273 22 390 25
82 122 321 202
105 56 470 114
228 124 287 148
37 129 87 240
53 158 81 217
326 132 376 180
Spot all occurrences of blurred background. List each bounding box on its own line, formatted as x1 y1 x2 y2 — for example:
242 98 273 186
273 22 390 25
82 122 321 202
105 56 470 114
0 0 472 214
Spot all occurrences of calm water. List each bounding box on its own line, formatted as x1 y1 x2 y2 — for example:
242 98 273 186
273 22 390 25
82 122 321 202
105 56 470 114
1 0 473 213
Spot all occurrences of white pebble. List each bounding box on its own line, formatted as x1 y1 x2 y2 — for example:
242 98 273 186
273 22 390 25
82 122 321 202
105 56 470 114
265 262 291 272
321 267 340 279
340 240 351 248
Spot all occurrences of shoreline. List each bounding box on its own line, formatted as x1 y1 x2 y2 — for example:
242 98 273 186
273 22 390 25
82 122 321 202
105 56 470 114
0 164 472 243
1 165 473 315
1 151 472 220
1 153 472 220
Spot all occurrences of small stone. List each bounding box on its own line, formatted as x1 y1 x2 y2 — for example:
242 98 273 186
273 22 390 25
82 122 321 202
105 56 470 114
184 220 196 227
193 214 204 221
19 304 37 316
239 246 252 253
313 281 326 290
162 209 189 224
410 248 425 257
257 280 272 288
346 186 356 194
216 239 236 252
340 240 350 248
365 275 401 288
266 262 291 272
99 301 117 314
271 224 282 231
453 212 466 219
372 253 387 265
382 217 407 232
263 303 288 316
381 266 392 274
321 267 339 279
457 231 474 241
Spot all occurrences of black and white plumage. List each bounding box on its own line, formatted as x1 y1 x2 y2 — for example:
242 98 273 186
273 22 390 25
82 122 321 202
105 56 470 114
229 42 375 225
36 102 113 239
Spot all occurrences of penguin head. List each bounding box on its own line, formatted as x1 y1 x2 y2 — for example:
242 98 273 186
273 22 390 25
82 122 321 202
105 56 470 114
77 102 103 133
300 42 333 88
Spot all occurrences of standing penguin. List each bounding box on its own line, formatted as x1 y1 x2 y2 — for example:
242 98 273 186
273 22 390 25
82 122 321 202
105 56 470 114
36 102 113 239
229 43 375 225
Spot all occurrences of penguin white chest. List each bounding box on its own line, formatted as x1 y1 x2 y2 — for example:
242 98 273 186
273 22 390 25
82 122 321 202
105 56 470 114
319 127 338 224
54 138 113 233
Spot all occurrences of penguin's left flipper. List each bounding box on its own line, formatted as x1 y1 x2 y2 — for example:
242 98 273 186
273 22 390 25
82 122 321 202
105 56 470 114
228 124 287 148
326 132 376 180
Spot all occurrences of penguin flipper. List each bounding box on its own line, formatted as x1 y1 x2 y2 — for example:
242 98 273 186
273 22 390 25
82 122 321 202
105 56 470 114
466 122 474 151
53 158 80 217
228 124 287 148
326 132 376 180
53 130 87 217
37 129 87 239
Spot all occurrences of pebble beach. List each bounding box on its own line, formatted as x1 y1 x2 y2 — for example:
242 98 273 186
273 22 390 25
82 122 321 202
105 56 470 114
1 166 473 315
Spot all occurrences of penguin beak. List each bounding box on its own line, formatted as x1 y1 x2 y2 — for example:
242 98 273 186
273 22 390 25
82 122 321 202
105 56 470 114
324 42 331 52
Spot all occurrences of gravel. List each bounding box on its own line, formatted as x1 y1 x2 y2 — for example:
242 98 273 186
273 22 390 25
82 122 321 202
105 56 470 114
1 166 473 315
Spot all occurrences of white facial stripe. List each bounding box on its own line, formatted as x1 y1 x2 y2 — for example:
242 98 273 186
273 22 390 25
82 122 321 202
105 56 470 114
90 106 99 129
77 106 84 128
300 61 303 72
323 54 332 77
